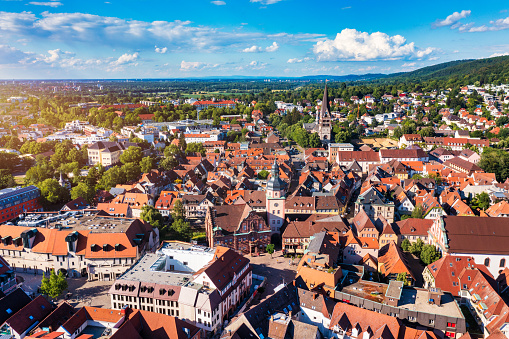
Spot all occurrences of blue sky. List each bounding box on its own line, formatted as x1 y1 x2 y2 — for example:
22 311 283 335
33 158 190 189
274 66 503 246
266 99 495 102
0 0 508 79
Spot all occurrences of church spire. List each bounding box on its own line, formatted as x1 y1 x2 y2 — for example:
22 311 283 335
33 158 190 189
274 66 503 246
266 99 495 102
320 80 330 118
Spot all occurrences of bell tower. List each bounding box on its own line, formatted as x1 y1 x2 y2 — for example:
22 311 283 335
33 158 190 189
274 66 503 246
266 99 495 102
318 81 331 143
266 161 286 233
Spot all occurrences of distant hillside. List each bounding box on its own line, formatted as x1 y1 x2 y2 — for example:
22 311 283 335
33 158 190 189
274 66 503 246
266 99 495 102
386 56 509 84
296 73 388 82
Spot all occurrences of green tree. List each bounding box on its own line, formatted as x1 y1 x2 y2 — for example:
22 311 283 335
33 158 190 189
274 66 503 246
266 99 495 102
40 269 67 299
420 245 442 265
0 152 22 172
120 146 143 165
496 116 509 127
140 156 155 173
71 182 95 204
0 169 15 189
140 205 166 235
308 132 321 148
56 270 68 292
38 178 69 206
258 170 269 180
164 144 182 158
186 142 206 156
97 166 126 190
396 272 408 285
470 192 491 211
179 133 187 151
169 218 193 241
40 272 50 296
86 166 99 187
172 199 185 220
160 156 178 171
409 238 424 256
410 205 424 219
401 238 411 252
266 243 275 258
122 162 141 182
478 148 509 182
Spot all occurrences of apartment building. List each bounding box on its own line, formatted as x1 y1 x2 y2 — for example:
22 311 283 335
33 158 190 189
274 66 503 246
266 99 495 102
87 141 139 166
109 241 252 333
0 210 159 281
0 186 42 224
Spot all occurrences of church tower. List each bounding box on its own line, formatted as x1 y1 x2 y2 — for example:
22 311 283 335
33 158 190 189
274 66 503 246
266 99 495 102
318 82 332 143
266 161 286 233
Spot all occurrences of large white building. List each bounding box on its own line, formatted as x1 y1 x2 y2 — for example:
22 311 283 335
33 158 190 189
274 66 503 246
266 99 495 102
0 210 159 281
428 216 509 277
109 241 252 333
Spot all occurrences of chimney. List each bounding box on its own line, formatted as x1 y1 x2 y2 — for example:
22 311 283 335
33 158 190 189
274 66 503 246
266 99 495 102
270 315 274 322
289 311 292 318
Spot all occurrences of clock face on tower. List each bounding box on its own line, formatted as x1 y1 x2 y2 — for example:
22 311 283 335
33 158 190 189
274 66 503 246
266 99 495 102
274 203 279 207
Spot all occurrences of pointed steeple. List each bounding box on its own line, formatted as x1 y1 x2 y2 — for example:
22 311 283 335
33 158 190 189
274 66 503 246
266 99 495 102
320 81 330 118
271 160 279 178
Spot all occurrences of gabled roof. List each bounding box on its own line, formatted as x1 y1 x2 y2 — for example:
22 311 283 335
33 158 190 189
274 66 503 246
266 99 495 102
0 288 31 325
352 208 376 234
395 218 433 237
441 216 509 255
211 204 252 233
425 255 492 295
378 242 415 280
6 295 52 335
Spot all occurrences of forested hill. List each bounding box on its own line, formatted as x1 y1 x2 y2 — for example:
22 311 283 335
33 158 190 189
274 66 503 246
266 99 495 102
383 55 509 85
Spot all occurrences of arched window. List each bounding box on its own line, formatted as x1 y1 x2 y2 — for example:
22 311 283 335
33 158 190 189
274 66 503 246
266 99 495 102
485 258 490 267
500 259 506 268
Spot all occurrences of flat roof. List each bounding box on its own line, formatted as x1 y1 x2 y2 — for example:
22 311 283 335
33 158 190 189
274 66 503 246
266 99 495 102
16 210 135 233
398 288 463 319
118 253 193 286
386 280 404 300
341 280 388 303
118 242 215 286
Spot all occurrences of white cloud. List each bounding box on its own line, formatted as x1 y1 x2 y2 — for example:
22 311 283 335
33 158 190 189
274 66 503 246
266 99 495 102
0 11 323 54
237 60 268 70
242 45 262 53
250 0 284 4
155 46 167 54
114 52 139 66
342 6 351 10
28 1 63 7
180 60 218 71
313 28 435 61
448 15 509 33
243 42 279 53
43 49 61 63
287 57 310 63
490 52 509 57
0 11 271 52
265 41 279 52
0 44 34 64
432 10 471 28
211 0 226 5
401 62 416 67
